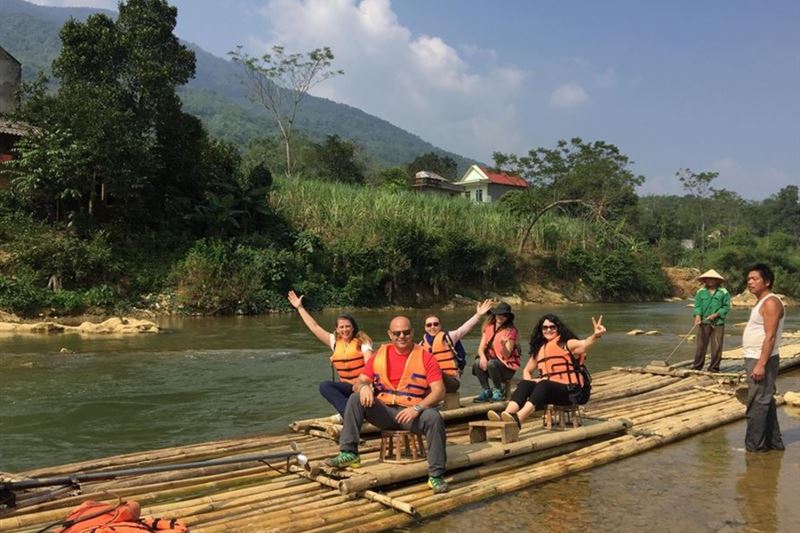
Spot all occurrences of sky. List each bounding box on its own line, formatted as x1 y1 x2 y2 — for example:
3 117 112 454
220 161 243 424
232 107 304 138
26 0 800 199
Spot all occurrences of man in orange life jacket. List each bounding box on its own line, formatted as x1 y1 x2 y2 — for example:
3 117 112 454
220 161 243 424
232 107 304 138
326 316 449 493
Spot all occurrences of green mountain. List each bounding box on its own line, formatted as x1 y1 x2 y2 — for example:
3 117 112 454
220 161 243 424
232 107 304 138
0 0 475 170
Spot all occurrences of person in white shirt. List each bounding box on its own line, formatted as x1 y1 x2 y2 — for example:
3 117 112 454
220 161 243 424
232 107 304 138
741 263 785 452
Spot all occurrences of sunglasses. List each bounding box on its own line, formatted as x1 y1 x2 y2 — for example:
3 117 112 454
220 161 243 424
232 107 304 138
541 325 558 331
425 321 440 328
391 329 412 338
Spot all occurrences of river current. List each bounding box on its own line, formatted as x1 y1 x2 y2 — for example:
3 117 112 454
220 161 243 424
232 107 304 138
2 302 799 531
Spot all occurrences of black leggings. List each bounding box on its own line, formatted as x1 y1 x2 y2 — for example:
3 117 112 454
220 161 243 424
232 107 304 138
510 380 576 410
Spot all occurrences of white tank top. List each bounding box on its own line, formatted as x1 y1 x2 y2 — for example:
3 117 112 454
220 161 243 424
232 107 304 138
742 294 785 359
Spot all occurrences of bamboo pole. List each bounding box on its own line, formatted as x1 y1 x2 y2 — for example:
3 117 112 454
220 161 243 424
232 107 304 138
337 418 630 494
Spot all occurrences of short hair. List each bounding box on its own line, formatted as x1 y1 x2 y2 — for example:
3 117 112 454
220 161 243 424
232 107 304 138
747 263 775 288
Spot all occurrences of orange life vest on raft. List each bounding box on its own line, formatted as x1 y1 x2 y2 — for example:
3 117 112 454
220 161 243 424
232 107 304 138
482 324 521 370
56 500 188 533
330 338 366 382
420 331 458 377
536 339 585 387
372 344 430 407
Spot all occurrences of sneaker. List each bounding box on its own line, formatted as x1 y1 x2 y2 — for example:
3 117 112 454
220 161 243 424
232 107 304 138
428 475 449 494
473 389 492 403
491 388 504 401
325 451 361 469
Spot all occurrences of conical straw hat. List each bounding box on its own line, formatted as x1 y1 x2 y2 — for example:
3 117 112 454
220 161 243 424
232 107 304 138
698 269 725 281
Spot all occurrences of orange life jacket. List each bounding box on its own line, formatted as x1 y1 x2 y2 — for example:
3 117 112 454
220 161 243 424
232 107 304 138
330 338 366 382
536 339 584 387
56 500 188 533
372 344 430 407
483 324 521 370
420 331 458 377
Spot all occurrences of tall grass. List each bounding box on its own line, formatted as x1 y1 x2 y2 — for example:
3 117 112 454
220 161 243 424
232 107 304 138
270 177 523 249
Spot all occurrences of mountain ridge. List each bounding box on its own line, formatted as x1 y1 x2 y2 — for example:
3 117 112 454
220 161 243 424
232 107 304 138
0 0 476 171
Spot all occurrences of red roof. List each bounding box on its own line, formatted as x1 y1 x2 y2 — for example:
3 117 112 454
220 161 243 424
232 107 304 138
480 167 528 188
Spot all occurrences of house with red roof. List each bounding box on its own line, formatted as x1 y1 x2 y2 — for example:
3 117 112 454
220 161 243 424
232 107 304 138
455 165 528 203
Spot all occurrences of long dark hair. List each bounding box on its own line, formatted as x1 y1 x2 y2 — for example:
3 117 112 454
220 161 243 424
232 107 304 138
529 314 577 358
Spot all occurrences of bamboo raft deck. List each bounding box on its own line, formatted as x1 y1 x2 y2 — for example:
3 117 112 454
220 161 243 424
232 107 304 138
2 342 799 532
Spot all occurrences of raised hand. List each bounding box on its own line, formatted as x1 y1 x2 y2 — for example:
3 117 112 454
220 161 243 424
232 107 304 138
287 290 304 309
592 315 606 338
476 299 494 315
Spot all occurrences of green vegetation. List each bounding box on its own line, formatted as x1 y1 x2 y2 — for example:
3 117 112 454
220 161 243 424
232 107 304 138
0 0 797 318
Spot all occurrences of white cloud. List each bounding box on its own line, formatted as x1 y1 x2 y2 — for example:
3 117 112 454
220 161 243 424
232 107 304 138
549 82 589 108
250 0 528 161
25 0 116 8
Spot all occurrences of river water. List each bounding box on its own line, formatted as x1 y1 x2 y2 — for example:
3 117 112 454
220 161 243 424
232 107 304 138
2 302 799 531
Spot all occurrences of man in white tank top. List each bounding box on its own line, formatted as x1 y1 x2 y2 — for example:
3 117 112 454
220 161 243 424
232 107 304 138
741 263 785 452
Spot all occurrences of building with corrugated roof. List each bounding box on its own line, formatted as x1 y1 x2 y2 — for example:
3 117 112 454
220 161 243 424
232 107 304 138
412 170 465 197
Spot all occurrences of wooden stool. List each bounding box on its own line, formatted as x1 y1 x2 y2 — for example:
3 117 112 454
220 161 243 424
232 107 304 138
468 420 519 444
442 392 461 410
543 404 581 430
379 431 426 463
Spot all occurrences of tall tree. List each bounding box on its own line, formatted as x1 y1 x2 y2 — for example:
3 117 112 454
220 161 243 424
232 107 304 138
494 138 644 253
229 45 342 179
676 167 718 258
13 0 198 224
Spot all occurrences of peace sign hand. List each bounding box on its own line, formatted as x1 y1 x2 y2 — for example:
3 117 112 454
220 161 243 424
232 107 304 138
591 315 606 338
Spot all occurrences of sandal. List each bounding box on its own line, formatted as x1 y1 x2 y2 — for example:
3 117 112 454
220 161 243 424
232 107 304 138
501 411 521 429
487 410 501 421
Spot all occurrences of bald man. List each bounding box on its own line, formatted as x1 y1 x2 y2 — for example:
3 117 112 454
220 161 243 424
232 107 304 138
325 316 449 493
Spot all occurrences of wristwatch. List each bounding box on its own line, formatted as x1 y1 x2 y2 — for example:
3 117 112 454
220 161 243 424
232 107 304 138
413 404 424 413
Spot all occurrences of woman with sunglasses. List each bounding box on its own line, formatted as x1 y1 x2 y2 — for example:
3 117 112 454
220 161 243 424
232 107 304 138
489 314 605 426
288 290 373 417
420 299 494 393
473 302 521 402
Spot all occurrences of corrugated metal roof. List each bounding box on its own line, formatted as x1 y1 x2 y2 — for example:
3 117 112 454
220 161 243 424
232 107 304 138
479 167 528 188
0 119 36 137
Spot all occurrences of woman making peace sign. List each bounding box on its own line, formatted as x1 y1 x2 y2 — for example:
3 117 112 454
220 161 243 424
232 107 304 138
489 315 605 426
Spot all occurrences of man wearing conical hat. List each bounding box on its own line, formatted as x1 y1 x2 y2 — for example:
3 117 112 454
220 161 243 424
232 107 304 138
692 269 731 372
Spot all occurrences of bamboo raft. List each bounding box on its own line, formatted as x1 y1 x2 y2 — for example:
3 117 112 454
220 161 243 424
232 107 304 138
2 342 799 532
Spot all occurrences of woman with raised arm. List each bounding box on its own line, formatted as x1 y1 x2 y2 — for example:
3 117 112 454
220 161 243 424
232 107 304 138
420 299 495 393
472 302 521 403
489 314 605 426
288 290 373 417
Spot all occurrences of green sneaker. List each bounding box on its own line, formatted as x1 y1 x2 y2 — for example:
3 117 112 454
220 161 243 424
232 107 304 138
491 388 504 401
473 389 492 403
325 451 361 469
428 475 449 494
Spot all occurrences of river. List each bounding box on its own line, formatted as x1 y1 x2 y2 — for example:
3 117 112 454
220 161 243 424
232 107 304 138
2 302 799 531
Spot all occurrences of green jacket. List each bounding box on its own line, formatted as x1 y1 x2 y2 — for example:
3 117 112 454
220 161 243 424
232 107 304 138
693 287 731 326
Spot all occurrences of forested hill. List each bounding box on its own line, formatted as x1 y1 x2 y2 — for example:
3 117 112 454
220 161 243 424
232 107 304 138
0 0 475 169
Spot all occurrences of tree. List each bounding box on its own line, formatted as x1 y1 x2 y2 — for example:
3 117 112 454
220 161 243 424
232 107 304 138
676 167 718 258
493 138 644 253
758 185 800 237
12 0 199 225
230 45 342 179
406 152 458 181
312 135 365 184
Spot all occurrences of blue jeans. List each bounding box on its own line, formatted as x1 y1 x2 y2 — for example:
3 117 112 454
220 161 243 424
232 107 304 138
319 380 354 416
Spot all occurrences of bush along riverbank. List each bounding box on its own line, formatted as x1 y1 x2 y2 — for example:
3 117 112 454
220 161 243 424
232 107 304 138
0 176 687 318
